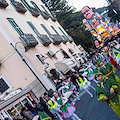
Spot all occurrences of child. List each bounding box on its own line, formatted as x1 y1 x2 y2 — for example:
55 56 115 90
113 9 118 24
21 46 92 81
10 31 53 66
94 70 120 118
78 74 95 97
45 96 63 120
53 91 81 120
97 59 120 86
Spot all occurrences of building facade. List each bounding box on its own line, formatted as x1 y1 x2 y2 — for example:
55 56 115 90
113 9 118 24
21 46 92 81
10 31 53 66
0 0 81 119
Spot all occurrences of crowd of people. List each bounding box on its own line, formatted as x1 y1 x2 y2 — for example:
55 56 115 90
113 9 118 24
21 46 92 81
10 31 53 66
4 37 120 120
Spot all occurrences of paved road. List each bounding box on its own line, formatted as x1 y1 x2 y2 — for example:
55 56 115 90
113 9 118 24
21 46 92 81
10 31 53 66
72 69 120 120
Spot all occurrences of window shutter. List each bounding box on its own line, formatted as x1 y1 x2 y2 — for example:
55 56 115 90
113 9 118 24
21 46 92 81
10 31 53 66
7 18 24 36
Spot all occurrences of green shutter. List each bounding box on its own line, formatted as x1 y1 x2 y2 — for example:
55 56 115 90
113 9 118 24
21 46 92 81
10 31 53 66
58 27 70 41
51 26 59 35
27 21 41 37
41 5 49 14
41 24 51 36
30 1 42 15
7 18 24 36
21 0 30 10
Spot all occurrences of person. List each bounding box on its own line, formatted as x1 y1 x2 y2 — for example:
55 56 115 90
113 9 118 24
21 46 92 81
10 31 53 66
70 72 79 92
22 107 39 120
39 97 55 119
25 102 37 116
78 74 95 97
96 59 120 86
94 70 120 118
4 118 10 120
45 95 63 120
108 46 119 69
56 79 62 91
53 91 82 120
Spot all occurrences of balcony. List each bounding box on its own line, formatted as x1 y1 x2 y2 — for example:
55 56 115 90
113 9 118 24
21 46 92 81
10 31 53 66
30 7 40 17
0 0 9 8
51 17 57 22
61 35 68 44
21 0 40 17
20 34 38 47
11 0 27 14
38 34 51 46
41 11 49 20
50 34 63 45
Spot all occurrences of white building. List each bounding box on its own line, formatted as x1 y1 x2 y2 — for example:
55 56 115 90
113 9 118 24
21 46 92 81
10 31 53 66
0 0 81 119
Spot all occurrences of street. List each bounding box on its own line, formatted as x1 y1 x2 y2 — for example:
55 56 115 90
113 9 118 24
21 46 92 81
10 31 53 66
73 69 120 120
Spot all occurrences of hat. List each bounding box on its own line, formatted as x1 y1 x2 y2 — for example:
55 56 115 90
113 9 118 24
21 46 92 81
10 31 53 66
93 69 103 78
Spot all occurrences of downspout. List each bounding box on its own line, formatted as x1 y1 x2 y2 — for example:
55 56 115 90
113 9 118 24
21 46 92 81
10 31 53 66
10 43 48 92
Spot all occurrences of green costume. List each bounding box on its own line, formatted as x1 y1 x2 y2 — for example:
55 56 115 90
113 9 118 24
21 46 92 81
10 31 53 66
98 62 120 86
96 77 120 118
38 111 52 120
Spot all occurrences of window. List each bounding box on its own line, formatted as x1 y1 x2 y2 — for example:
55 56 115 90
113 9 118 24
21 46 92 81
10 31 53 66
27 22 51 46
21 0 40 17
60 48 70 58
41 5 49 15
7 18 24 36
0 75 12 98
41 24 51 36
27 21 41 38
36 54 46 65
6 97 32 119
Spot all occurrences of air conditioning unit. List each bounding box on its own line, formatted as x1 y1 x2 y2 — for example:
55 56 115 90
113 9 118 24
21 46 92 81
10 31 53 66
47 50 55 58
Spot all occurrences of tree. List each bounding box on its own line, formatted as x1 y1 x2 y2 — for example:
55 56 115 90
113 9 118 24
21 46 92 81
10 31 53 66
107 0 120 22
42 0 95 52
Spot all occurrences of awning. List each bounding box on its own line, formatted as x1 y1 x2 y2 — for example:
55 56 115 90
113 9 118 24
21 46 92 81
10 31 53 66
0 87 31 110
55 59 77 74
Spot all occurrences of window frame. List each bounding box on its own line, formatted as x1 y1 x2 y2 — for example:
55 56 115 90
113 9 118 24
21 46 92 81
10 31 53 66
35 53 46 65
0 75 12 99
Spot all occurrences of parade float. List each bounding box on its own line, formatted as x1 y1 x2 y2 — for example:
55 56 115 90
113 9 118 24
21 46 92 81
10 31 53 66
81 6 120 48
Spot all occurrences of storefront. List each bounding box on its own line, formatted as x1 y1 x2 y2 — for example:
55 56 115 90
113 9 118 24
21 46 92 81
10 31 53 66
0 87 36 119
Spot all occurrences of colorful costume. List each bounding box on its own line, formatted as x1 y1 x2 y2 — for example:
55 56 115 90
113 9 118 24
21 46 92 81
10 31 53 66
109 51 118 68
78 77 95 97
56 97 75 118
112 46 120 64
99 62 120 86
68 81 76 91
47 99 58 110
96 78 120 117
47 99 63 120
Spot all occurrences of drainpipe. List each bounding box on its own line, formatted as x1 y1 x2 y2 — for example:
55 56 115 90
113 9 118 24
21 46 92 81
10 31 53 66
10 43 48 91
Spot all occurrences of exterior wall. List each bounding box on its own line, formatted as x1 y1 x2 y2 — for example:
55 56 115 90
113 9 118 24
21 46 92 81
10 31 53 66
0 0 82 118
0 0 80 101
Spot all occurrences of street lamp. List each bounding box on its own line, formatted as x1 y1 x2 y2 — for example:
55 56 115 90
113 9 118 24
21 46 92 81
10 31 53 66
15 42 29 52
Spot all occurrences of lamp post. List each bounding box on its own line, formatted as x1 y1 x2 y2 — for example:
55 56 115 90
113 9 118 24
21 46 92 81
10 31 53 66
10 42 48 91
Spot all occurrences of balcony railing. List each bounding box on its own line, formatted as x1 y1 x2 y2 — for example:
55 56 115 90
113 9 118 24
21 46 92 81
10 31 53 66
61 35 68 44
11 0 27 14
41 11 49 20
51 16 57 22
50 34 63 45
0 0 9 8
20 34 38 47
38 34 51 46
